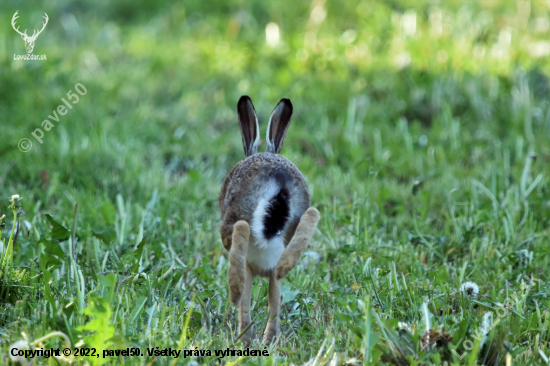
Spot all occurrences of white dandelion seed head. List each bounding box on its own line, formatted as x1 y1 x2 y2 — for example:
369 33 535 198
10 194 21 203
460 281 480 297
9 340 30 363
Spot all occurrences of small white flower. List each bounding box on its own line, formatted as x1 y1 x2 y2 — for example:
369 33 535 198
460 281 480 297
397 321 412 333
9 340 30 363
10 194 21 203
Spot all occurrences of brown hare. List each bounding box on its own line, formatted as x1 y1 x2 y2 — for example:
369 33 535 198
219 96 320 345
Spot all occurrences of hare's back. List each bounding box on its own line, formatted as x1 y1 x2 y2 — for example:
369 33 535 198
220 153 311 240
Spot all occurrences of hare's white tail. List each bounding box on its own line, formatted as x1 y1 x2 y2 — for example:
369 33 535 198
248 178 291 269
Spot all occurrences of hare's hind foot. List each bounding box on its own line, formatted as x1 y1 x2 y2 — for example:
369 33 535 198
228 221 250 306
262 272 282 345
237 264 254 346
275 207 320 280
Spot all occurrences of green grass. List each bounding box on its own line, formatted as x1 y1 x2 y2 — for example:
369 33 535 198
1 0 550 364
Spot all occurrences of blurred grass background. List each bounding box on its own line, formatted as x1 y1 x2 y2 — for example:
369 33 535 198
1 0 550 364
1 0 549 217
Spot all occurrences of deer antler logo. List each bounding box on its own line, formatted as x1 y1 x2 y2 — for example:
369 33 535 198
11 11 49 54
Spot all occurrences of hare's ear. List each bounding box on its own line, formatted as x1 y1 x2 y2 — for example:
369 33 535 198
237 95 260 157
266 98 293 154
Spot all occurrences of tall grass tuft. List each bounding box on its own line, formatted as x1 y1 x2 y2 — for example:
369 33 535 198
0 195 30 304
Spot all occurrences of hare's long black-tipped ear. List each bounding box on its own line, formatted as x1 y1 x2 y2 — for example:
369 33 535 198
266 98 293 154
237 95 260 157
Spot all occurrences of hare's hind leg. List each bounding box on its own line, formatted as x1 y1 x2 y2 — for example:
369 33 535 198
264 207 319 343
238 265 254 346
228 221 249 306
275 207 320 280
263 272 281 344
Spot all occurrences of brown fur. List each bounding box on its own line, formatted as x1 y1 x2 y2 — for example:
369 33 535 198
228 221 249 305
264 271 281 342
275 208 320 280
219 153 311 250
238 264 254 345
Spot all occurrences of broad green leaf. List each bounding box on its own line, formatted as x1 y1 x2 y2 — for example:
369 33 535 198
101 201 116 226
281 285 300 304
39 252 62 270
100 272 116 288
45 214 70 241
93 228 116 244
38 237 66 258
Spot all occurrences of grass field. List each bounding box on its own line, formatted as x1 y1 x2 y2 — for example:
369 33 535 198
1 0 550 365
